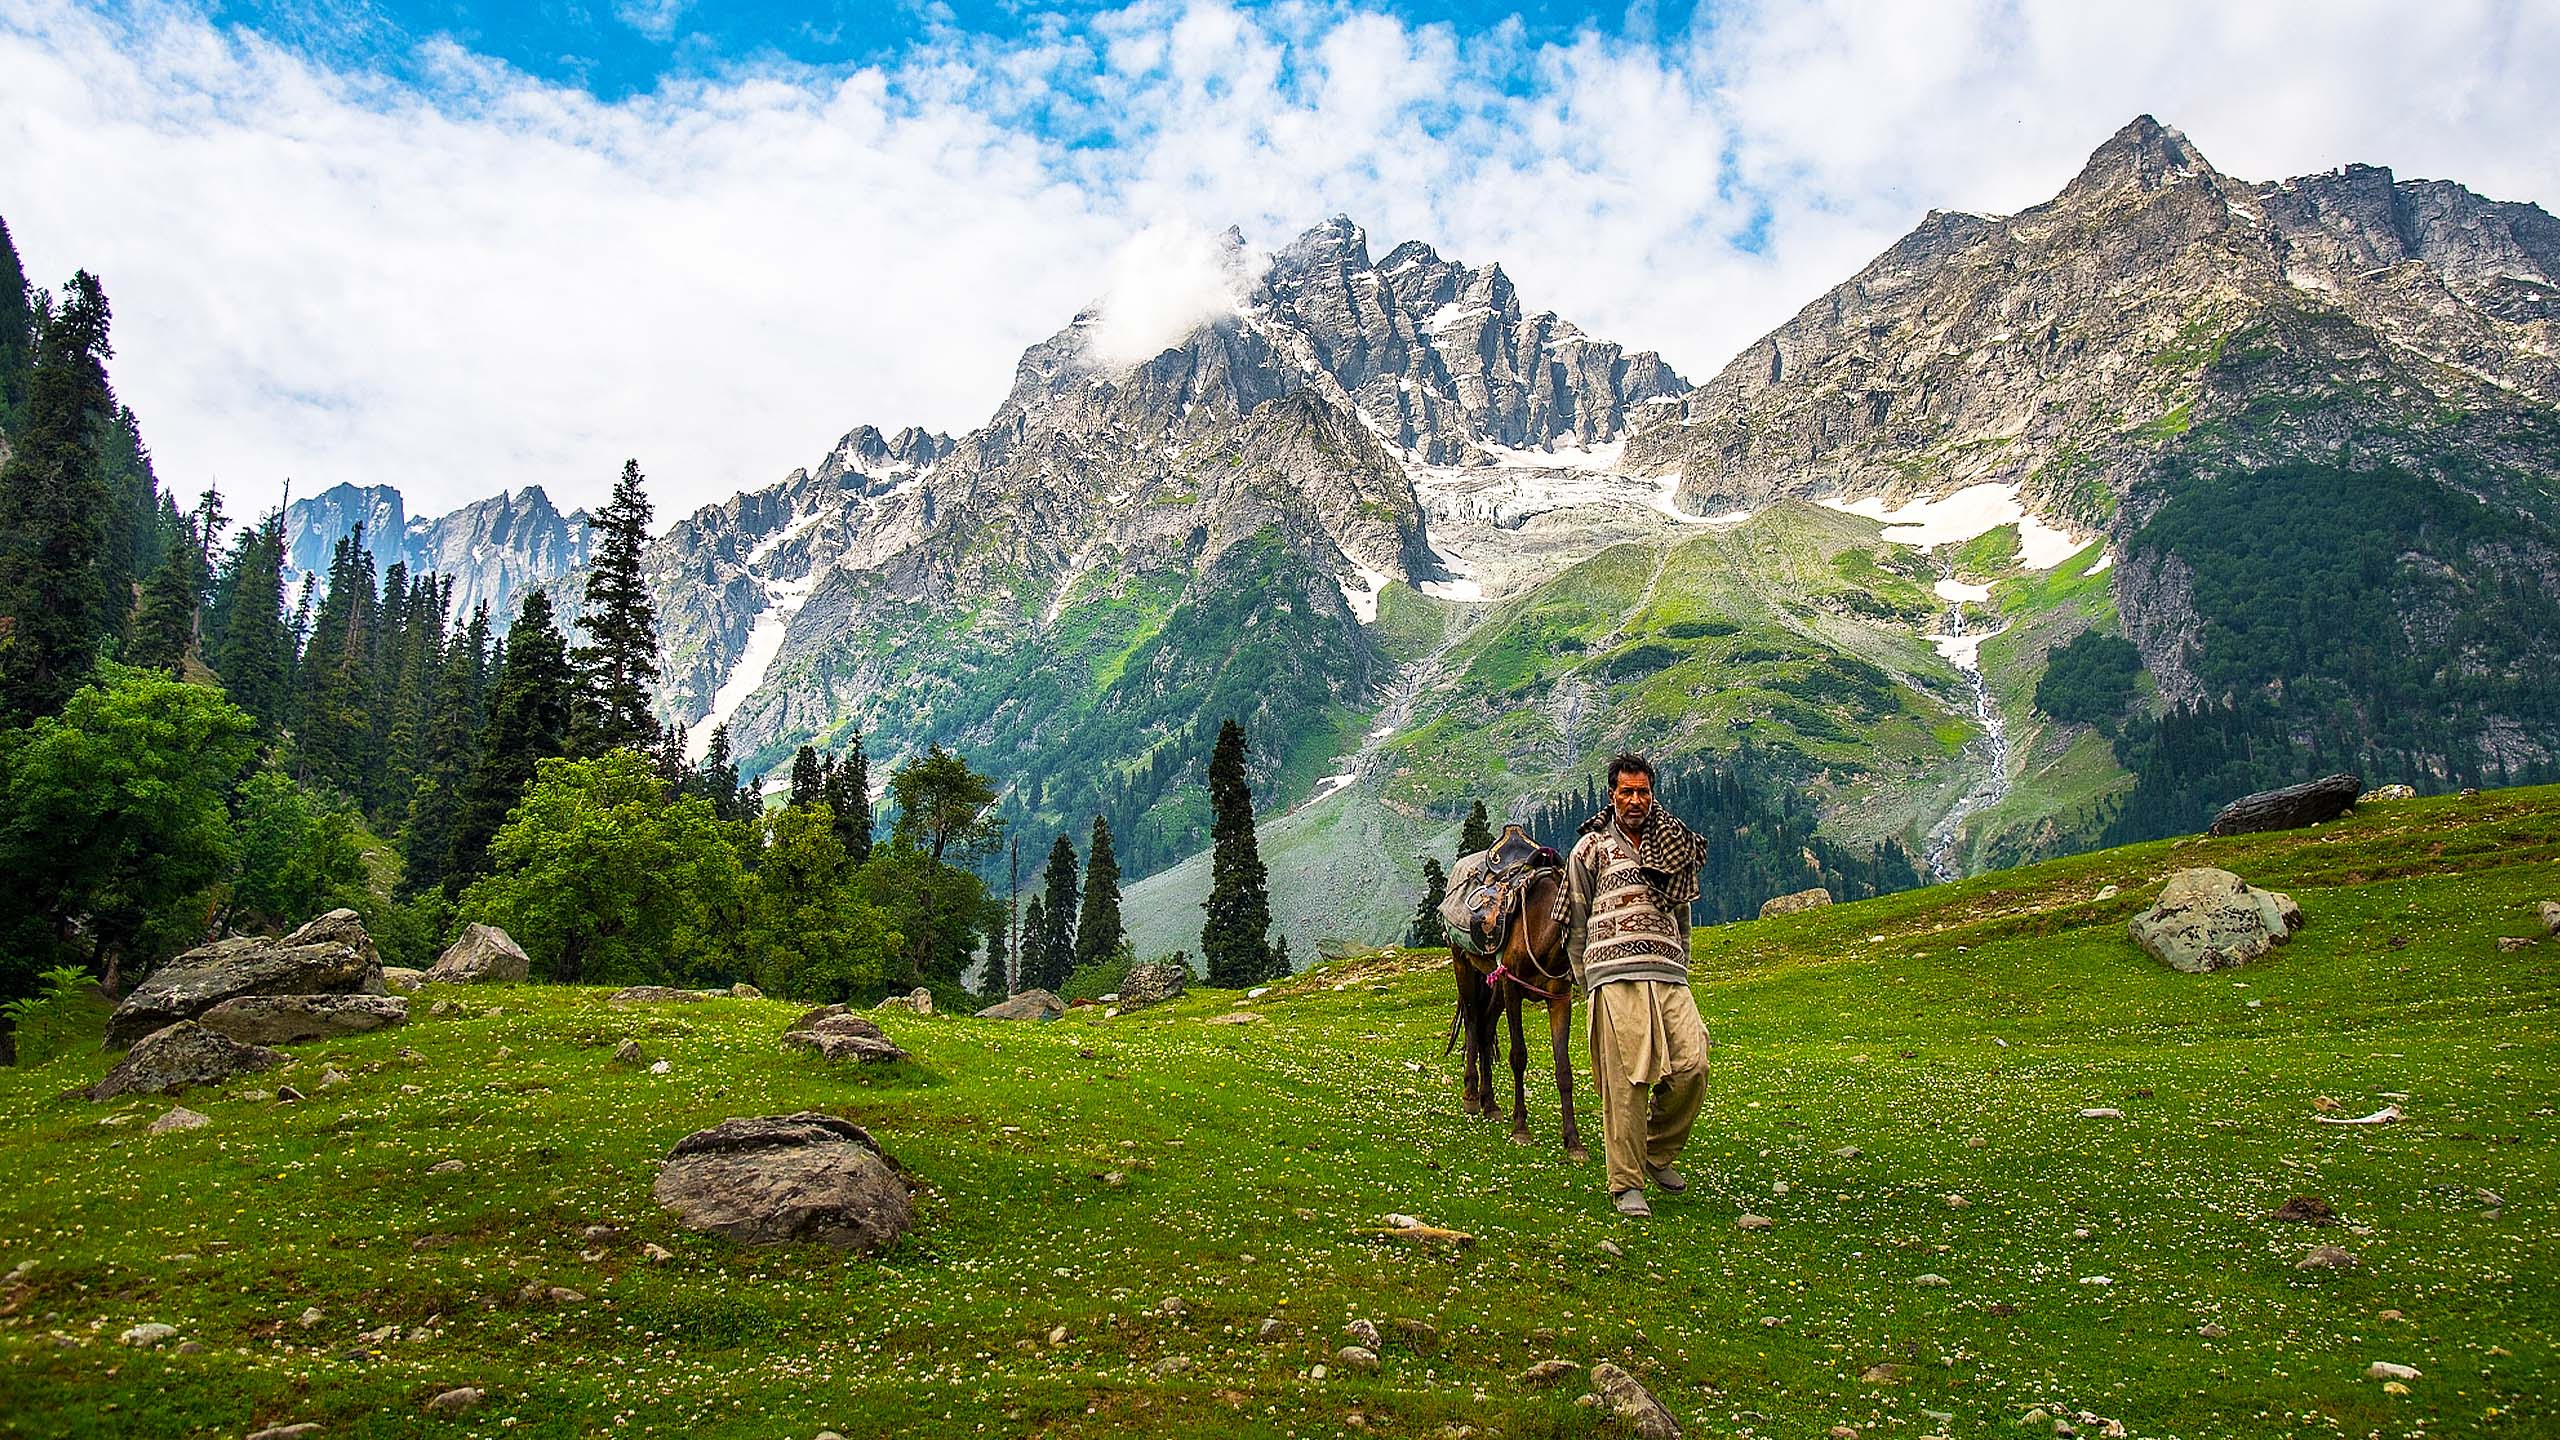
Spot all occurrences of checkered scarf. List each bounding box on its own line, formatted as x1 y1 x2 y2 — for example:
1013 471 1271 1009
1577 804 1705 914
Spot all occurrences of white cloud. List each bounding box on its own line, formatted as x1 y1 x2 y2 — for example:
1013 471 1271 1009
1085 220 1266 366
0 0 2554 524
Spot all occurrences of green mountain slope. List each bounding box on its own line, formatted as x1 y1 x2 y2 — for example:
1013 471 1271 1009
8 787 2554 1437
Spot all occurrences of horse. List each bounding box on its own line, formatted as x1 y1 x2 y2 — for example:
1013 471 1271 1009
1448 866 1587 1162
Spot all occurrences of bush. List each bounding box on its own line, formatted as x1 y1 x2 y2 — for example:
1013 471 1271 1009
1061 942 1136 1003
2 967 109 1067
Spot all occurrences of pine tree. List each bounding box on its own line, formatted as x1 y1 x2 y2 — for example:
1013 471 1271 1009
0 271 116 721
207 512 292 729
1038 833 1080 991
1406 856 1448 947
790 744 823 809
1020 895 1047 992
1074 814 1123 968
400 612 483 899
127 511 202 674
0 215 33 432
699 724 749 822
1459 799 1494 855
978 896 1011 1002
445 589 575 891
1201 717 1274 986
828 731 873 865
572 458 659 755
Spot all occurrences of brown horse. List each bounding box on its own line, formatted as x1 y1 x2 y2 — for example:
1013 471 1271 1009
1449 867 1587 1161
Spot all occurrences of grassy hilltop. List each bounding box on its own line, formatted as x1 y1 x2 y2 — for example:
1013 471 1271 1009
3 788 2556 1439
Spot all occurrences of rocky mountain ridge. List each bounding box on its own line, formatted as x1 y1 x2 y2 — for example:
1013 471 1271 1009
285 482 593 625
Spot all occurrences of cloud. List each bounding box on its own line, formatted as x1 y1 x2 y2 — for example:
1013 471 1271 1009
613 0 691 45
1084 220 1265 366
0 0 2553 523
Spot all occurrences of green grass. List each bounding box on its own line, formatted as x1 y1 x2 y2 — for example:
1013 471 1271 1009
10 799 2556 1438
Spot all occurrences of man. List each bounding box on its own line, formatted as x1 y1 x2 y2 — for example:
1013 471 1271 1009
1563 753 1708 1217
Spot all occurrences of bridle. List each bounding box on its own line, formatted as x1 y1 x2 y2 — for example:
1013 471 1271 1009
1486 870 1570 1003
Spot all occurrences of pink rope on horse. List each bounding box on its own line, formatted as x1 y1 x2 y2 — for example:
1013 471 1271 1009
1485 962 1563 1003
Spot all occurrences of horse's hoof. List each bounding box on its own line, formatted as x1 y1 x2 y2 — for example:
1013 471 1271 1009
1565 1145 1591 1164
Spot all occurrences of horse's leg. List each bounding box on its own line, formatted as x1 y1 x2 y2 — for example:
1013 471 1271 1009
1473 973 1502 1123
1552 994 1588 1162
1507 987 1532 1144
1451 954 1482 1116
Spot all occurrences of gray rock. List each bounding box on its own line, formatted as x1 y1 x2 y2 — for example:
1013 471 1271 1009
2127 869 2304 973
975 989 1065 1022
1203 1012 1265 1026
609 986 707 1005
148 1106 209 1135
426 924 531 984
1588 1361 1681 1439
781 1013 910 1065
198 994 408 1046
1758 887 1832 920
1737 1214 1774 1231
871 987 935 1015
2359 784 2416 803
613 1040 644 1065
83 1022 286 1101
246 1424 322 1440
108 910 384 1046
381 967 426 993
652 1111 913 1250
1336 1345 1380 1371
2497 936 2539 953
2296 1245 2359 1269
1915 1273 1950 1287
2540 900 2560 936
424 1387 484 1415
1118 961 1189 1006
1520 1359 1578 1387
119 1322 178 1347
728 982 762 999
428 1159 464 1175
1344 1318 1381 1348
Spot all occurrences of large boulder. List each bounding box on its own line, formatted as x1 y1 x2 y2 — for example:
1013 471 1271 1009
976 988 1065 1021
610 986 708 1005
652 1111 913 1250
197 994 408 1047
872 987 935 1015
781 1008 909 1064
2208 773 2362 837
426 924 532 984
108 910 385 1047
1759 887 1832 920
81 1021 285 1101
2128 868 2304 973
1119 961 1189 1006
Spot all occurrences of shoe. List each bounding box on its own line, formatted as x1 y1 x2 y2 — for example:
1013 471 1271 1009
1612 1189 1652 1217
1645 1163 1687 1193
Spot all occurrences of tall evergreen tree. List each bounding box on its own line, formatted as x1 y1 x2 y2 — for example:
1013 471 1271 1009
1074 814 1123 968
827 731 873 866
0 215 33 432
1019 895 1047 993
1038 833 1079 991
0 271 116 722
790 744 823 809
401 611 484 899
126 521 200 674
699 724 750 822
445 589 574 891
1459 799 1495 855
207 512 292 730
572 458 659 755
1406 856 1448 947
1201 718 1275 986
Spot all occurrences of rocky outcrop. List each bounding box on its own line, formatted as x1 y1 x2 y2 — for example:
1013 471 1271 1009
197 994 408 1046
108 910 385 1047
872 988 935 1016
781 1008 909 1064
2128 868 2304 972
1758 887 1833 920
1588 1362 1682 1439
1117 961 1189 1006
427 924 532 984
975 989 1064 1021
652 1112 913 1250
82 1022 285 1101
2208 774 2363 837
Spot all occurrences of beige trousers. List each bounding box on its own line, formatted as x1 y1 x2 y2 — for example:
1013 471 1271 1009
1586 979 1710 1195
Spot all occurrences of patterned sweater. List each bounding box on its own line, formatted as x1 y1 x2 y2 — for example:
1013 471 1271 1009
1564 826 1692 992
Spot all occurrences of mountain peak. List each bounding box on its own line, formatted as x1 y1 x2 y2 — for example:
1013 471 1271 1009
2063 114 2219 197
1276 215 1373 273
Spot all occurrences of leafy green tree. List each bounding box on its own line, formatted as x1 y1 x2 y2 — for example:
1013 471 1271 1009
445 590 574 891
1201 717 1274 986
1074 814 1123 968
745 802 899 1003
0 662 256 995
1459 799 1494 856
571 459 660 754
1037 833 1079 992
459 749 745 985
855 840 990 995
227 767 369 933
0 272 117 722
1407 856 1448 947
889 743 1003 863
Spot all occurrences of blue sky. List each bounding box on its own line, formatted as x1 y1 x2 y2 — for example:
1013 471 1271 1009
4 1 2552 517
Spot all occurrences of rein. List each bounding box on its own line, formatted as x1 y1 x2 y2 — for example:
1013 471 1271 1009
1485 961 1564 1003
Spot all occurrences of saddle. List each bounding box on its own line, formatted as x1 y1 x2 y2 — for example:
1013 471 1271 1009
1438 823 1563 958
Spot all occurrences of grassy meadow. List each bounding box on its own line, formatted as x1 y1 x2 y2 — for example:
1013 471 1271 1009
2 788 2555 1439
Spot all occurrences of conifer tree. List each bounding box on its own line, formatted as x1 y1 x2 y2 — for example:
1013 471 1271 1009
0 215 33 432
1039 833 1079 991
1020 895 1047 992
827 731 873 866
207 513 292 730
790 744 823 809
401 613 484 899
978 895 1011 1001
572 458 659 754
699 724 749 822
445 589 574 891
1201 717 1274 986
1074 814 1123 968
1407 856 1448 947
1459 799 1494 855
127 511 203 674
0 271 116 722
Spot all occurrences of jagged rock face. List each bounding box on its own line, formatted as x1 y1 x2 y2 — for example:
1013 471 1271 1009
286 482 593 625
1626 115 2560 520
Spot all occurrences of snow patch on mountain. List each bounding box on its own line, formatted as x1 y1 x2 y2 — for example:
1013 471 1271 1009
686 572 817 760
1820 483 2090 568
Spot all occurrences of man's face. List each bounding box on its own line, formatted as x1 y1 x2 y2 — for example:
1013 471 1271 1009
1612 771 1653 829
